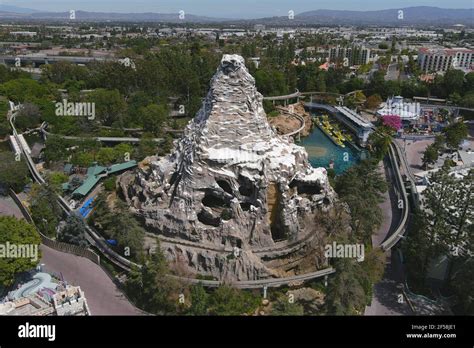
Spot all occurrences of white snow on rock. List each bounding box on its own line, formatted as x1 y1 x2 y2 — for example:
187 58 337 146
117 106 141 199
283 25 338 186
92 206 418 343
121 54 336 281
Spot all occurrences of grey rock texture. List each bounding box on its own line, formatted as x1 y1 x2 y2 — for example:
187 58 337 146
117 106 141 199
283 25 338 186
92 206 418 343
121 54 336 281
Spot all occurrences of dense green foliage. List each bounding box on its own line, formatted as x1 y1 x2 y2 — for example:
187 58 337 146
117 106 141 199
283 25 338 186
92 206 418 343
0 151 30 192
403 167 472 313
58 214 89 247
90 193 144 261
0 216 41 287
29 184 63 238
125 247 180 314
335 160 388 243
270 294 305 316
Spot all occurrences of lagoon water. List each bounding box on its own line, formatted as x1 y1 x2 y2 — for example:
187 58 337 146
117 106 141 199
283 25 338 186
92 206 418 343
300 123 361 175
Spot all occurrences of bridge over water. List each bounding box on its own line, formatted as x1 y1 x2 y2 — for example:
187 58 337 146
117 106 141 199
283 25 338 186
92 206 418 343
304 102 374 145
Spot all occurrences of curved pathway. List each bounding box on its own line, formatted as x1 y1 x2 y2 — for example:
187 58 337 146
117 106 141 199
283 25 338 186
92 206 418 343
40 244 143 315
0 196 23 219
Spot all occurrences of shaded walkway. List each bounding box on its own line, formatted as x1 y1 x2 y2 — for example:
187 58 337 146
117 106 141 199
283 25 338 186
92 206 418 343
0 195 23 219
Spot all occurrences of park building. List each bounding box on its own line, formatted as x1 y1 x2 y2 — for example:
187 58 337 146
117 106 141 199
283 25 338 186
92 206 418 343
377 96 421 122
62 160 138 199
0 273 91 316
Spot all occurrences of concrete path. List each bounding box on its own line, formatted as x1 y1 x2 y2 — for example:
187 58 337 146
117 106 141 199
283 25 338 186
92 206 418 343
365 159 410 315
365 252 412 315
0 195 23 219
396 138 433 174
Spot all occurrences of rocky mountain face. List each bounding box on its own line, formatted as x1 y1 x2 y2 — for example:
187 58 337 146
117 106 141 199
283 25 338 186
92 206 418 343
120 54 336 281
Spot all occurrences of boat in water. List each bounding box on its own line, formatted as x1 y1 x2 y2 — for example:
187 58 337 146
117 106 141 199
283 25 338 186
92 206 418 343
315 115 345 148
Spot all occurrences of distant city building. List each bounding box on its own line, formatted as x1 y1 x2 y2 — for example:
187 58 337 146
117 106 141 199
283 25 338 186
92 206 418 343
9 31 37 37
418 47 474 73
329 45 371 66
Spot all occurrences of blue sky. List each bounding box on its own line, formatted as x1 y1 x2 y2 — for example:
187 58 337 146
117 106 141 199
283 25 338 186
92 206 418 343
4 0 474 18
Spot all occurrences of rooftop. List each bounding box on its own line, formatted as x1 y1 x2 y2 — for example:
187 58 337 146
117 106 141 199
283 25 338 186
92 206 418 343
72 161 137 197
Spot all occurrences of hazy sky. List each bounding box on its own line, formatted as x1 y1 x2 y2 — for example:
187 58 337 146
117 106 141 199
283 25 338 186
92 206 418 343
3 0 473 18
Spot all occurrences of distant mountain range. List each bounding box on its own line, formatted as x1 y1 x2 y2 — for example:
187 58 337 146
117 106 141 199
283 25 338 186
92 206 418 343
294 6 473 25
0 5 472 26
0 5 38 14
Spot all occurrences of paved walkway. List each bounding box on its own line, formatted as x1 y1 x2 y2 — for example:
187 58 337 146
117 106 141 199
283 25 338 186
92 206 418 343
365 159 410 315
40 245 143 315
396 138 433 174
372 160 399 247
0 195 23 219
365 252 412 315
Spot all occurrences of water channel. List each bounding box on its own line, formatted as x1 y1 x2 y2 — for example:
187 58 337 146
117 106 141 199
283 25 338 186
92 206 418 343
300 112 366 175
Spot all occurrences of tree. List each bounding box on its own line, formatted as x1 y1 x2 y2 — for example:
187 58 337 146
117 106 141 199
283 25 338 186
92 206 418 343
460 91 474 108
91 195 144 261
0 152 30 193
97 147 116 165
404 167 471 291
384 80 401 97
42 61 89 85
254 67 288 96
464 72 474 92
14 103 41 130
125 243 181 314
136 134 157 160
0 78 50 103
139 104 168 135
325 258 367 315
72 152 95 168
0 216 41 287
443 122 468 150
360 248 385 286
451 257 474 315
58 214 89 247
208 285 260 315
443 170 473 285
43 135 70 163
86 89 127 127
29 184 63 238
368 126 394 161
366 94 382 109
443 69 465 96
187 284 209 315
382 115 402 131
422 144 439 168
103 176 116 192
448 92 462 106
335 160 387 242
271 294 305 315
46 172 69 191
113 143 134 162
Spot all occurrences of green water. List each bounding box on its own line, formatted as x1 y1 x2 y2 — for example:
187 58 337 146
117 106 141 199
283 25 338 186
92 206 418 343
300 122 362 175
